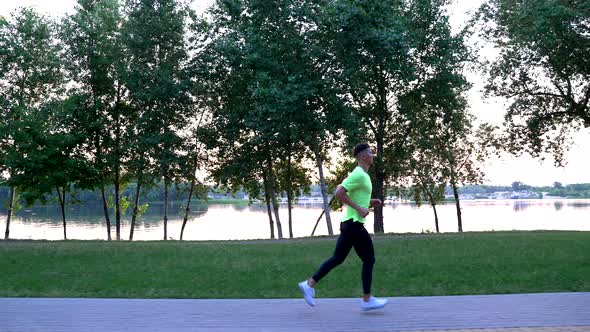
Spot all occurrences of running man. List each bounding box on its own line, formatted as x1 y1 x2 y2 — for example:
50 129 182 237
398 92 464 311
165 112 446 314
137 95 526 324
298 142 388 311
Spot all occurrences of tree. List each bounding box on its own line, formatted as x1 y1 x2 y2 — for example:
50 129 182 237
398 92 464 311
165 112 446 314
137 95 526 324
274 0 352 237
61 0 128 240
322 0 414 234
11 97 96 240
437 119 499 232
324 0 472 233
197 0 291 239
511 181 531 192
177 14 228 241
204 0 356 237
177 106 210 241
275 151 312 238
0 8 63 239
192 1 277 238
407 147 447 233
210 139 276 238
122 0 193 240
478 0 590 165
402 108 490 234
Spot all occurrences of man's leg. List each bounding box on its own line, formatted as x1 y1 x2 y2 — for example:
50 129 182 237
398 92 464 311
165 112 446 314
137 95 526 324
299 222 353 307
353 225 388 311
311 223 353 283
351 225 375 298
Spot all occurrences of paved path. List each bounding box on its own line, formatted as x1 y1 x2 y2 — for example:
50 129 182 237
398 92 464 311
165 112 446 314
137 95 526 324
1 292 589 332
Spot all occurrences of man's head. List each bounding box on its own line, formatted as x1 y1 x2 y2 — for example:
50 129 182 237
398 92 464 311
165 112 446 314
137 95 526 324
353 142 375 166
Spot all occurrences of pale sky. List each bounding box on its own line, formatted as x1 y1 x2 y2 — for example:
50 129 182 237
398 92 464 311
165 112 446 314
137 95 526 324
1 0 589 187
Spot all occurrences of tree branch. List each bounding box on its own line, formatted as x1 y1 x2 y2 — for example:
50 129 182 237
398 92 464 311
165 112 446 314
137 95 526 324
566 75 573 101
535 110 571 124
522 80 566 100
580 85 590 127
582 84 590 111
350 89 378 135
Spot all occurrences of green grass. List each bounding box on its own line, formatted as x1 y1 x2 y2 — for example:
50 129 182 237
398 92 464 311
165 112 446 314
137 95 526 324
1 231 589 299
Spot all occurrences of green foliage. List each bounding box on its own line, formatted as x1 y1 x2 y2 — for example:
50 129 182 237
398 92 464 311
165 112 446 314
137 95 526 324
1 191 22 213
543 183 590 198
274 158 313 200
319 0 475 232
108 195 130 215
198 0 341 204
0 8 77 208
0 8 63 106
478 0 590 165
60 0 129 192
136 202 150 218
122 0 194 187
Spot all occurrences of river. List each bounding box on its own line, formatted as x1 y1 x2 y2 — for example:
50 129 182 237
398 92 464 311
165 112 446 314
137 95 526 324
2 199 589 240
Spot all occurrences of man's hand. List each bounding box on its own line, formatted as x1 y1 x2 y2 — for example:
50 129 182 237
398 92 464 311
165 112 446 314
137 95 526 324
370 199 382 208
335 185 371 218
357 207 370 218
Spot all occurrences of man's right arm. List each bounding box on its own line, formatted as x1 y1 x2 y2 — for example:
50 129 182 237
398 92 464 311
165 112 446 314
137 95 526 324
334 185 370 218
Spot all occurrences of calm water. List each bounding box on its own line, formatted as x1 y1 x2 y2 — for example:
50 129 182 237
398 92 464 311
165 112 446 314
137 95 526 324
2 199 589 241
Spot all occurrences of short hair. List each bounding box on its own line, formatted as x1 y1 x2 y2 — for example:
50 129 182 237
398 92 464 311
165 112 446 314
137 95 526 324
353 143 370 157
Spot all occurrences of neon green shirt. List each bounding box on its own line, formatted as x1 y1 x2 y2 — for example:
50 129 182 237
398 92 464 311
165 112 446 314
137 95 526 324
340 166 372 223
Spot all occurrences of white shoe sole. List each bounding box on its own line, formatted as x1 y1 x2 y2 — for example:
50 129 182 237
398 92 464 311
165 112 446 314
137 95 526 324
361 300 388 311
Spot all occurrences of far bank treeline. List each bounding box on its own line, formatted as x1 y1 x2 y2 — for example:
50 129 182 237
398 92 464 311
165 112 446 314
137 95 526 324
1 0 588 241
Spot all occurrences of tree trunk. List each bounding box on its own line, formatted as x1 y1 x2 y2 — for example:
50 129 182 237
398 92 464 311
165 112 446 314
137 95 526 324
312 141 333 236
451 174 463 232
180 109 207 241
56 187 67 240
311 196 334 236
100 186 112 241
4 186 15 240
164 177 169 240
287 191 293 239
114 101 122 240
267 157 283 239
180 161 198 241
419 175 440 233
373 168 385 234
373 68 387 234
287 149 293 239
114 171 121 241
373 125 386 234
426 190 440 233
263 174 275 239
432 203 440 233
129 181 142 241
94 134 111 241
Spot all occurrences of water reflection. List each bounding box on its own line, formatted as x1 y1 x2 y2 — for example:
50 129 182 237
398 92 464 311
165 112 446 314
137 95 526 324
13 202 209 226
513 201 530 212
231 204 249 211
2 199 590 241
569 202 590 209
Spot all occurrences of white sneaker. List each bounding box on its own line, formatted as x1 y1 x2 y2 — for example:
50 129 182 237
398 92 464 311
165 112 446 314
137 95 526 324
361 296 388 311
298 280 316 307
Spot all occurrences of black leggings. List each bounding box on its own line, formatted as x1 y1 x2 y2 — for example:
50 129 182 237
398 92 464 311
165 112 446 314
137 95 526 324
312 220 375 294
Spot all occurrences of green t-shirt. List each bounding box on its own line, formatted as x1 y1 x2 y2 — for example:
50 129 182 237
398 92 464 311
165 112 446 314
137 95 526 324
340 166 372 223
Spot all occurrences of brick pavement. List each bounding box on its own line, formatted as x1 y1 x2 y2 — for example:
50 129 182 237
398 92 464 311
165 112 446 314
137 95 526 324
1 292 589 332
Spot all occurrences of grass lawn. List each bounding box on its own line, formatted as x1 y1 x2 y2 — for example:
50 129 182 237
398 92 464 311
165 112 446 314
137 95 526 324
1 231 589 299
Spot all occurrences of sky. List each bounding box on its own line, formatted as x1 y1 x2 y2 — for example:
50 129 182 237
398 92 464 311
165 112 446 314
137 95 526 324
1 0 589 187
